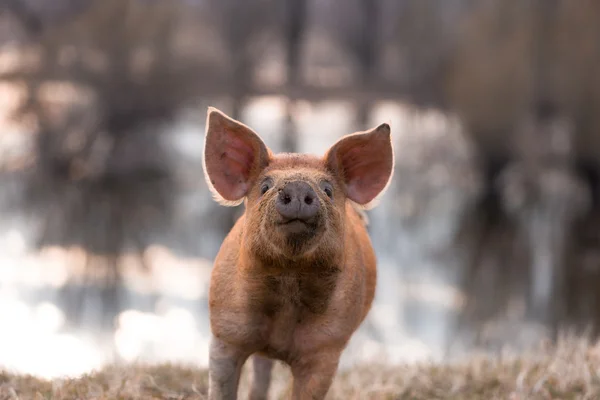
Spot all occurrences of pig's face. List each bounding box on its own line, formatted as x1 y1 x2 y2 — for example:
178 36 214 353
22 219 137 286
203 107 394 261
243 154 344 258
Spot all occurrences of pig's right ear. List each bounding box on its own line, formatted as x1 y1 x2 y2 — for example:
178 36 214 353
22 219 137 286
203 107 271 206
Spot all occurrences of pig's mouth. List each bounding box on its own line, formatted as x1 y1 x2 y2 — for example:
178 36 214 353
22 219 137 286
277 218 319 235
266 215 324 256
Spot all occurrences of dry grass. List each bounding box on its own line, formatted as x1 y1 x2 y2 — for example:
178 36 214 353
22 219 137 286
1 337 600 399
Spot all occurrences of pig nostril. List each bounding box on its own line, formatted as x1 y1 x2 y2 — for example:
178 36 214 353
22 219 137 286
304 196 313 205
283 194 291 205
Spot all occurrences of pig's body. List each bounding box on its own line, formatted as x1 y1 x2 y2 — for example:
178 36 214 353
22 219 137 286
210 201 376 364
202 109 393 400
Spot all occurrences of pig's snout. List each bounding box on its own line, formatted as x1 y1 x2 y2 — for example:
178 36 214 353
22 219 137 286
276 181 320 224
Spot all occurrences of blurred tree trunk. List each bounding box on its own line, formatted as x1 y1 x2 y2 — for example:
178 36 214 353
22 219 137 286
2 0 43 34
3 0 93 37
218 0 255 121
230 53 249 121
499 116 590 335
355 0 380 129
230 54 249 121
518 0 578 332
531 0 558 114
281 0 306 153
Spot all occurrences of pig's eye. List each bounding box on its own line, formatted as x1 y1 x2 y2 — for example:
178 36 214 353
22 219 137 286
260 179 273 195
320 181 334 199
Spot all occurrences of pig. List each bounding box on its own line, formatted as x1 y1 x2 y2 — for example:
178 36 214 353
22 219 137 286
202 107 394 400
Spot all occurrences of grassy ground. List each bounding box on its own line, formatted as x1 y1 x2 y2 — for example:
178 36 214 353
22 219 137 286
1 338 600 399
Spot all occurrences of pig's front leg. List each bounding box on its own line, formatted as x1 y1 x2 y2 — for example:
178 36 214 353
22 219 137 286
208 337 250 400
290 349 342 400
249 353 274 400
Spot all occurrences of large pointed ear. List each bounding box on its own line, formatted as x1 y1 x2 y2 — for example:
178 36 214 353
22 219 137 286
203 107 271 206
325 123 394 209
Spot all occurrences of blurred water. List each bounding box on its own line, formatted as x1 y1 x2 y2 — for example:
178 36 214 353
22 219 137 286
0 96 481 378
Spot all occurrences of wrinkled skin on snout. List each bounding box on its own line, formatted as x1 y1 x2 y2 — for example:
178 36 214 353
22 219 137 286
202 107 394 400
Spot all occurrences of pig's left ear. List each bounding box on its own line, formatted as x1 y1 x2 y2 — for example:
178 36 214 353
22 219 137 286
325 123 394 209
203 107 271 206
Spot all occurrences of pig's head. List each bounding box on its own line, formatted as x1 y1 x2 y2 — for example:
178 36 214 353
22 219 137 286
203 107 394 263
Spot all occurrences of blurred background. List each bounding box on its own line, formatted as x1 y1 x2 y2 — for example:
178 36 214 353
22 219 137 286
1 0 600 379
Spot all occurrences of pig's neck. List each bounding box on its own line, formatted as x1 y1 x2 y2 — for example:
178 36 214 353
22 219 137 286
239 243 343 316
240 238 344 276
